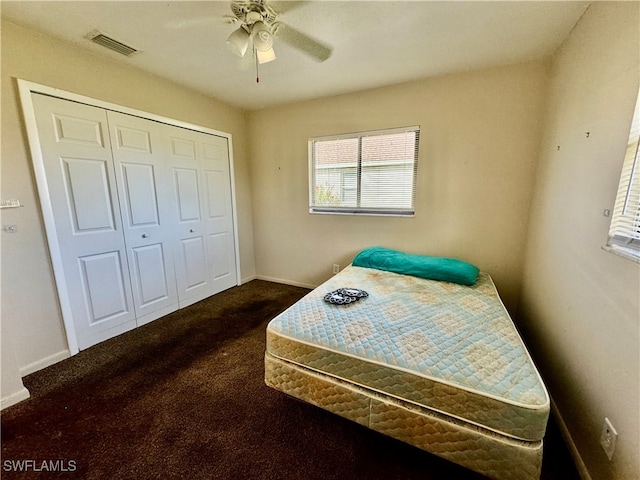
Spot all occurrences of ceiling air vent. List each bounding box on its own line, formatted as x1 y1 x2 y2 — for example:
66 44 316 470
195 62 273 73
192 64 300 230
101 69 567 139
88 30 138 56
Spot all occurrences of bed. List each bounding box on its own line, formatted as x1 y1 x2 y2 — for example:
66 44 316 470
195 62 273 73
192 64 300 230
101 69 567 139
264 251 549 480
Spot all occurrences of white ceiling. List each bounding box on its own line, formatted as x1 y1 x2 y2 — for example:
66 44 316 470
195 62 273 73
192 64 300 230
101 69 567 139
1 1 590 111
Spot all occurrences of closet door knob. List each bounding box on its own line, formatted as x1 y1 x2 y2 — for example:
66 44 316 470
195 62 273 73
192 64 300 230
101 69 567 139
141 233 148 238
189 229 194 233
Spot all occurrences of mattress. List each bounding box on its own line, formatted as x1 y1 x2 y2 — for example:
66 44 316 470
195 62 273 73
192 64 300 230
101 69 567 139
266 265 549 442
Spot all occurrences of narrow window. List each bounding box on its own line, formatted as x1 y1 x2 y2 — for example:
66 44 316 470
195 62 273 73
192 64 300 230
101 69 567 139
607 88 640 262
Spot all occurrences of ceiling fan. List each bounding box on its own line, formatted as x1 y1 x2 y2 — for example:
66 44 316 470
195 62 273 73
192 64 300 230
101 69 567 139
225 0 332 70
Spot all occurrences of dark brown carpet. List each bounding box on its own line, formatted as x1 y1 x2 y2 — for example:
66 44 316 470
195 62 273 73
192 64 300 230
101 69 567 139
1 280 579 480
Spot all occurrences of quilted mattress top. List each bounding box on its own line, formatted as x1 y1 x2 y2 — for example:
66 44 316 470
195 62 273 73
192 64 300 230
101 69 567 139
266 265 550 441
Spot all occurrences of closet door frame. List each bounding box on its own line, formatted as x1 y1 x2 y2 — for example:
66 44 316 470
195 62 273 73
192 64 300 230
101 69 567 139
17 79 242 355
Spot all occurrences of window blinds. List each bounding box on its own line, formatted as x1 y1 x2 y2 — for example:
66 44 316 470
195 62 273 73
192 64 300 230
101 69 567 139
309 126 420 215
608 88 640 258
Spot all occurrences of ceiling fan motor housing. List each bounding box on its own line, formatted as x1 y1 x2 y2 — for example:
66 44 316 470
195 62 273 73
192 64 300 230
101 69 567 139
231 1 278 25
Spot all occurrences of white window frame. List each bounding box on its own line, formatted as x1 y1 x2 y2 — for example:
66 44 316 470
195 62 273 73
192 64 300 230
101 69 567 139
308 126 420 216
605 86 640 263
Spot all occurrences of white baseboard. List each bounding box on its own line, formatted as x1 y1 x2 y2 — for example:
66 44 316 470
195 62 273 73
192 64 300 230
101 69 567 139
550 397 592 480
255 275 316 290
1 386 30 410
19 349 70 377
240 274 257 284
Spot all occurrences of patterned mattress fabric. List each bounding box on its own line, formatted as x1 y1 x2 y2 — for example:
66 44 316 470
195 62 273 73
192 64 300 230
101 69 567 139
265 354 544 480
266 265 549 442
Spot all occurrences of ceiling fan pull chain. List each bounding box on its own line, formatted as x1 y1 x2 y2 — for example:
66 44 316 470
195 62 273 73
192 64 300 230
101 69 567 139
255 45 260 83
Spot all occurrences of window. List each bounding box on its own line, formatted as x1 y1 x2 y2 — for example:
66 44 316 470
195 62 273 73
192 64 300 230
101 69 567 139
309 126 420 216
607 87 640 261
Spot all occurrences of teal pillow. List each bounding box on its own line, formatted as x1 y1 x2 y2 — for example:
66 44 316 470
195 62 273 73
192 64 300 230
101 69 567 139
352 247 479 286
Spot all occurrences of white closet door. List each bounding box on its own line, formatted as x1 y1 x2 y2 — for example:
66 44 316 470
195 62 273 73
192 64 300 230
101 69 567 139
164 127 214 306
199 134 238 293
32 94 136 350
106 111 179 324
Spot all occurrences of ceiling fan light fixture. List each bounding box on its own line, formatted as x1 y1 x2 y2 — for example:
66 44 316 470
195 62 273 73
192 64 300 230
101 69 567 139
226 26 250 57
256 46 276 64
251 21 274 51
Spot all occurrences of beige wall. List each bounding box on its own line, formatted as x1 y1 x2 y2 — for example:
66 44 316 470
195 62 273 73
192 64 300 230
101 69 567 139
0 19 256 388
519 3 639 479
248 60 549 312
0 225 30 408
0 318 30 409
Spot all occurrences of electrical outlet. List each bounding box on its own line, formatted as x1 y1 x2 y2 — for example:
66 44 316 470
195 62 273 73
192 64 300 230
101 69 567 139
600 417 618 460
332 264 340 274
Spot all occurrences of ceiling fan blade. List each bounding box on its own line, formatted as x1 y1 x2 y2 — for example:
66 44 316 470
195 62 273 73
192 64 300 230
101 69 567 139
271 0 307 15
276 22 332 62
230 0 250 22
166 15 220 30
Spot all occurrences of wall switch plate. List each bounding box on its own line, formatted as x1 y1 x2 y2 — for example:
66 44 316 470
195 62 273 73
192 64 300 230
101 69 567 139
332 264 340 274
600 417 618 460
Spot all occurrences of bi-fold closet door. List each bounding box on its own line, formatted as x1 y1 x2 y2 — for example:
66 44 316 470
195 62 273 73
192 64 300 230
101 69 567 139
31 93 237 351
163 125 238 305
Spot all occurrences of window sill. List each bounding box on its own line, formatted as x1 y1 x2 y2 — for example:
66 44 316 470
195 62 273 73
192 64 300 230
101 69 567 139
309 209 415 218
601 244 640 264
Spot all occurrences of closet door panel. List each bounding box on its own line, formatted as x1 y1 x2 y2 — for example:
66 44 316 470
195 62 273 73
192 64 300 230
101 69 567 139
32 94 136 350
107 111 179 323
120 163 160 226
165 129 213 306
79 251 130 323
174 168 201 222
180 237 208 290
208 233 232 280
201 136 238 292
62 157 116 232
131 243 172 306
